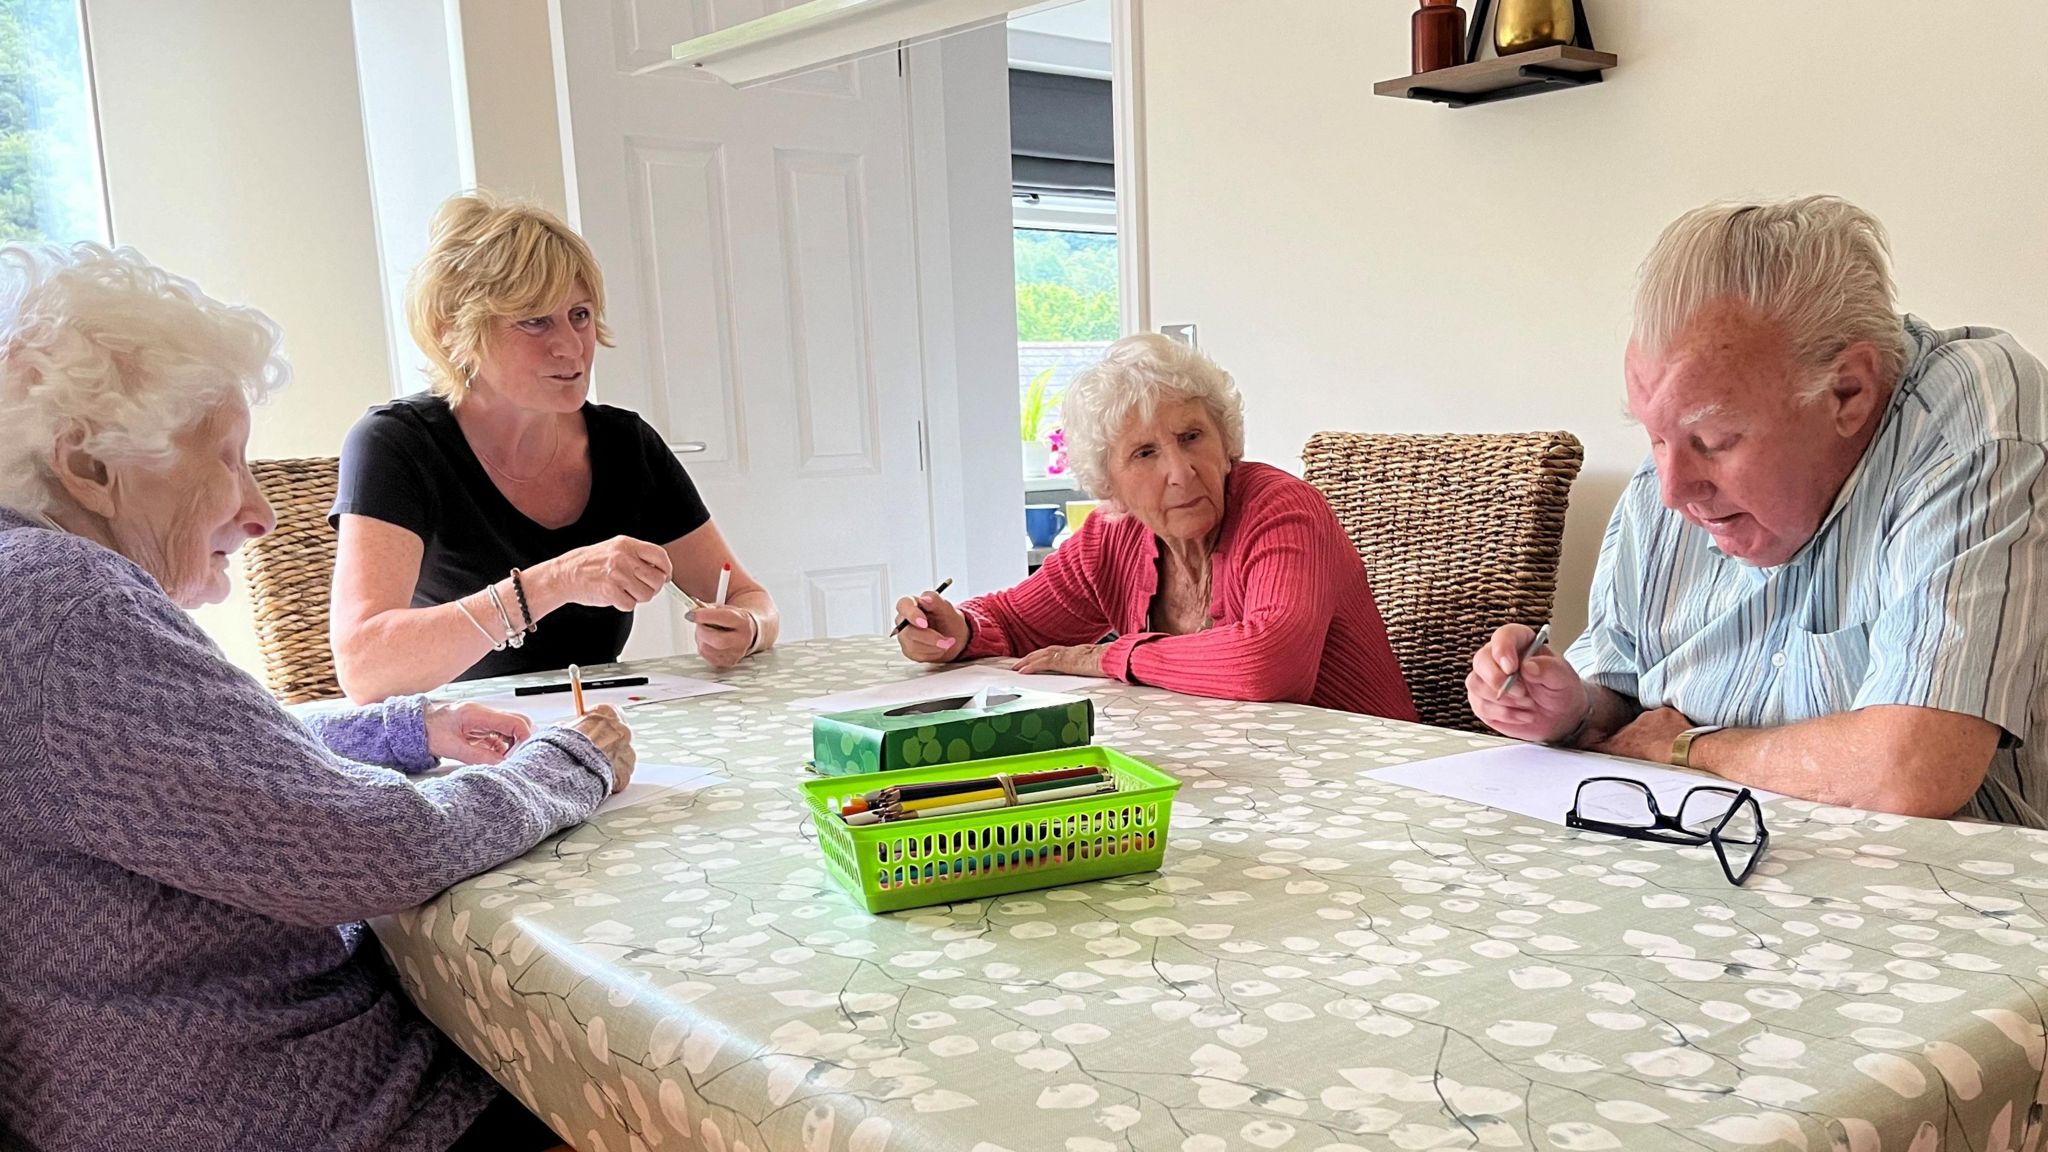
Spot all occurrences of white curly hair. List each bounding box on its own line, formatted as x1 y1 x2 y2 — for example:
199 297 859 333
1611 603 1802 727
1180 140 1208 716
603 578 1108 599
0 242 288 515
1060 332 1246 501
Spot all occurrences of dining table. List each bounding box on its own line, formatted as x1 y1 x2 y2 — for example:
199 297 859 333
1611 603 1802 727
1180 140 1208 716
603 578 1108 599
374 636 2048 1152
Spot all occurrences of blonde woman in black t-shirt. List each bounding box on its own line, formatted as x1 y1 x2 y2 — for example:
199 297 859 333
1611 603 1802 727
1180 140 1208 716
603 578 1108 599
330 192 777 702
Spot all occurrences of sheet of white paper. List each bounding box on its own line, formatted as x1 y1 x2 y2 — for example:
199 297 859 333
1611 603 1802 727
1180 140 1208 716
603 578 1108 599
471 672 735 724
786 662 1099 712
595 761 728 815
1367 743 1780 826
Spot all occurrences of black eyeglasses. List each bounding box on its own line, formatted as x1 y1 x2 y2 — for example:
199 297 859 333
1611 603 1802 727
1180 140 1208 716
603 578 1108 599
1566 777 1769 886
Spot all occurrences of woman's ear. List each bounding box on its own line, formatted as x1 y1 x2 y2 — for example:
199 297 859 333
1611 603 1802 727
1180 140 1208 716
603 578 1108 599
49 422 117 518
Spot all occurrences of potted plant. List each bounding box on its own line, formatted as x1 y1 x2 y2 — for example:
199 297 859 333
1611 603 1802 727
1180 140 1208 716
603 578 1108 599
1019 367 1060 477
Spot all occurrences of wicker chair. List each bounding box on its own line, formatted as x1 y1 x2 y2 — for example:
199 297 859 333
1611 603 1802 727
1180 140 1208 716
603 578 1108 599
1302 431 1585 732
242 457 343 704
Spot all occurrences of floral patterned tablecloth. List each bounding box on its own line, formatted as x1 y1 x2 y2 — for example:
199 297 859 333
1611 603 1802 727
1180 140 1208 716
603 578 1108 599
376 637 2048 1152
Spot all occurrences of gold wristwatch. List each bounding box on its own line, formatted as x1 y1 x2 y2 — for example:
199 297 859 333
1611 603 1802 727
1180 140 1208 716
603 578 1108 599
1670 725 1724 769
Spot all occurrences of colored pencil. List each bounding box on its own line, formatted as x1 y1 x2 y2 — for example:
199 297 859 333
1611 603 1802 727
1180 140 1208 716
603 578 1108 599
841 773 1111 822
845 780 1117 825
842 766 1104 815
569 664 585 717
897 771 1104 813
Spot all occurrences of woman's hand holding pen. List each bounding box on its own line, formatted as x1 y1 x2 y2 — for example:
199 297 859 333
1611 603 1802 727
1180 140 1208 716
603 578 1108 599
1465 623 1589 744
894 590 970 664
691 603 758 668
535 536 674 612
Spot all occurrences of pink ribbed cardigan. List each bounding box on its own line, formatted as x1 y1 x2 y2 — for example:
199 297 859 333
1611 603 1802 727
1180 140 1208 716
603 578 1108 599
961 462 1418 720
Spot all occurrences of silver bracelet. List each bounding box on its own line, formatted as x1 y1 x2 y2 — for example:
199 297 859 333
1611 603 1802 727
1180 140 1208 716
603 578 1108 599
456 596 508 652
740 608 763 657
485 583 524 649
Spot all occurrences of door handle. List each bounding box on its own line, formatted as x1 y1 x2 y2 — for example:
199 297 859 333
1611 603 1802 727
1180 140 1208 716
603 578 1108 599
668 441 708 454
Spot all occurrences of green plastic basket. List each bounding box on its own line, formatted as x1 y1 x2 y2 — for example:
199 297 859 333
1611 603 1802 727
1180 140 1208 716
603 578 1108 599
802 745 1181 914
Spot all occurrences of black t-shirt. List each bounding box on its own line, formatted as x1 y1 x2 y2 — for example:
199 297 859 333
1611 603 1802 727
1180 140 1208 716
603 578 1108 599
331 392 711 681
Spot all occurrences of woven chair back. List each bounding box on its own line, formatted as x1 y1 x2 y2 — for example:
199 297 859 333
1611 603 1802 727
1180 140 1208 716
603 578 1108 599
1302 430 1585 731
243 457 342 704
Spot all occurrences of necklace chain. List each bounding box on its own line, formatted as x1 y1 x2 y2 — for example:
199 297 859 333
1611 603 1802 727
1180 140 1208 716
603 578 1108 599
470 420 563 484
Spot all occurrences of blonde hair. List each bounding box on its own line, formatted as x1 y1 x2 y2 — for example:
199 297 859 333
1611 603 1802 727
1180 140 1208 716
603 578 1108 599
1633 195 1908 397
406 191 613 403
1060 332 1246 501
0 242 287 515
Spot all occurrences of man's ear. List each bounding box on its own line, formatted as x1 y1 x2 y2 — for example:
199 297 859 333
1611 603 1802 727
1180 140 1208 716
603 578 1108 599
1826 342 1888 437
49 422 116 518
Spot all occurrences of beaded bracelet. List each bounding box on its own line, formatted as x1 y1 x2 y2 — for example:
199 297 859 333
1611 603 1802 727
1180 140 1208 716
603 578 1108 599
508 567 537 634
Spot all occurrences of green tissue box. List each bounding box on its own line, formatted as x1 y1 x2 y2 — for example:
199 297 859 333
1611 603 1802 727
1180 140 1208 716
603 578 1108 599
812 687 1094 776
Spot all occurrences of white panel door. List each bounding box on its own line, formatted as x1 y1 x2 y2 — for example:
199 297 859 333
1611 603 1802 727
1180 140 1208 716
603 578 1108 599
554 0 935 653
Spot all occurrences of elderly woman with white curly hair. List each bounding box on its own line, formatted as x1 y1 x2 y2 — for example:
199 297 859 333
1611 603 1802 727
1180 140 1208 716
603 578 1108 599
896 333 1416 719
0 243 627 1150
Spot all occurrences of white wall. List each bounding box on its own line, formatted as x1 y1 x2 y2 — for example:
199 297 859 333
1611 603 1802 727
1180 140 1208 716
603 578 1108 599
1138 0 2048 643
458 0 570 215
353 0 471 398
88 0 394 673
352 0 570 405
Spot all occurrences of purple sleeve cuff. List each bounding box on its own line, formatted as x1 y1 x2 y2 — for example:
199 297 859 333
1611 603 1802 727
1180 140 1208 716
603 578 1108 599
302 694 436 774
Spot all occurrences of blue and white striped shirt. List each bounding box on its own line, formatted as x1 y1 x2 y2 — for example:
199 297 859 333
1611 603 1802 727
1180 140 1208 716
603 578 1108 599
1565 316 2048 826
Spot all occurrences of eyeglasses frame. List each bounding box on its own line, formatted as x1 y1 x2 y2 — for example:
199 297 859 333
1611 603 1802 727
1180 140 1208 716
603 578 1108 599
1565 775 1769 886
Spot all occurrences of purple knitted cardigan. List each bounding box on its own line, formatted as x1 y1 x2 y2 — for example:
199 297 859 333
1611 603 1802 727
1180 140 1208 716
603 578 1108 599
0 506 612 1151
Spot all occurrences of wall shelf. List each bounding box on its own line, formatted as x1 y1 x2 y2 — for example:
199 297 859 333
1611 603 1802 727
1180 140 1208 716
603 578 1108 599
1374 45 1616 108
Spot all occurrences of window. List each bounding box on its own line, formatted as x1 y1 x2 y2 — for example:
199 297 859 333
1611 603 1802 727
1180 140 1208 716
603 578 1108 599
1015 198 1118 485
0 0 107 245
1015 222 1117 343
1008 54 1118 484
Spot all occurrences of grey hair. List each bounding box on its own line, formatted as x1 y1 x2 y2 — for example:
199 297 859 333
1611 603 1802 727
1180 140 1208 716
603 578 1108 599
1633 195 1908 398
1060 332 1246 501
0 243 288 515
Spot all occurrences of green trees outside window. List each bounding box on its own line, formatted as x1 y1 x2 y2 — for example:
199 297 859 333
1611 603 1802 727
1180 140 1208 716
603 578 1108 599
1015 228 1118 342
0 0 103 245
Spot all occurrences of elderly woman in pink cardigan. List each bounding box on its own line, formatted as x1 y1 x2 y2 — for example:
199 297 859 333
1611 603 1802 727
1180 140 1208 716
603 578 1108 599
895 334 1417 720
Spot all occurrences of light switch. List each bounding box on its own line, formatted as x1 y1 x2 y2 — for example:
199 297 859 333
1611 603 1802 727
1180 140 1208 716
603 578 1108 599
1160 323 1198 348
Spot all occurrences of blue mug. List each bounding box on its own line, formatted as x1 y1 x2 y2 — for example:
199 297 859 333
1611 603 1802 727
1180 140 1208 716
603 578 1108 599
1024 504 1067 548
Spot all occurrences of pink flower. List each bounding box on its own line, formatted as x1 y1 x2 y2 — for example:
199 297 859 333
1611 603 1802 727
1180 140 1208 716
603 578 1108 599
1046 427 1066 474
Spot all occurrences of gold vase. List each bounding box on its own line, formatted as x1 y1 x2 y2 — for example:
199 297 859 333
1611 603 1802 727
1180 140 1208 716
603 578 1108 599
1494 0 1575 55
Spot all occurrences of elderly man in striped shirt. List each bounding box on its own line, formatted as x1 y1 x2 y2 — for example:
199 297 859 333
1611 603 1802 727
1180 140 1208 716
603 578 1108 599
1468 195 2048 826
